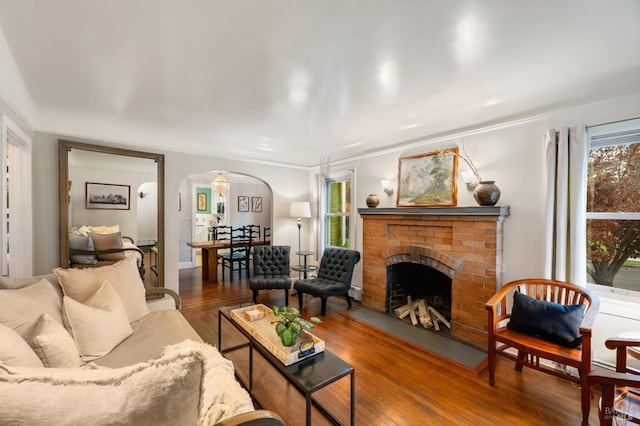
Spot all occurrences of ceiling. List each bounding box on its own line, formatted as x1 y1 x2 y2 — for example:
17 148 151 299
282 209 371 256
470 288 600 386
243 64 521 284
0 1 639 167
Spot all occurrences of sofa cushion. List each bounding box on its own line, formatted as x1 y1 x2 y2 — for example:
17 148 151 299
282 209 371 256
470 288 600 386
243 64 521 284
93 309 202 368
0 273 60 290
29 314 80 368
0 340 254 426
89 231 125 261
0 278 64 338
68 232 98 265
54 256 149 323
0 323 44 367
63 279 133 361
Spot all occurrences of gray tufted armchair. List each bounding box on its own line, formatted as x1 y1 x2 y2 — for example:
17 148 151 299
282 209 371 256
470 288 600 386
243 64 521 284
293 247 361 315
249 245 292 305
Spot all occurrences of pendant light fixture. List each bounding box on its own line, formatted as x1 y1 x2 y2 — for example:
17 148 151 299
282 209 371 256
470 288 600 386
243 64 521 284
212 172 230 196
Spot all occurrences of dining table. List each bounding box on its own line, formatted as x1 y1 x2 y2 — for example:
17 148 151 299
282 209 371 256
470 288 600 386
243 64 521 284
187 239 266 283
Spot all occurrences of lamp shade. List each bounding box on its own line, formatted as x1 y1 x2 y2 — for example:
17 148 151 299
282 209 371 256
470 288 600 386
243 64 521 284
289 201 311 218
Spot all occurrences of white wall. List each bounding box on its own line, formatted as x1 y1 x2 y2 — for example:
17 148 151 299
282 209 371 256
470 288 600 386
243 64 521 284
182 177 272 265
30 133 312 296
344 93 640 287
24 92 640 365
339 93 640 363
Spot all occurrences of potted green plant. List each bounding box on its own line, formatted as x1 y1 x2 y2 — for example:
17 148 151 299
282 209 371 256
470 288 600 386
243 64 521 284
271 306 315 346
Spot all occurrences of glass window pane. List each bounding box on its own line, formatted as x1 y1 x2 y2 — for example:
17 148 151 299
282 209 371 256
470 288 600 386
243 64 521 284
587 142 640 213
327 180 351 213
587 219 640 291
326 216 350 248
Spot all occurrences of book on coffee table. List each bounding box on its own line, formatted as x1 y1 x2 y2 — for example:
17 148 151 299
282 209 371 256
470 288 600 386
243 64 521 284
230 304 325 365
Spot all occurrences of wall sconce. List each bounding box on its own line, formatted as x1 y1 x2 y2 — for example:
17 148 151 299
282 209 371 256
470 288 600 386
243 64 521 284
380 179 394 196
460 170 478 191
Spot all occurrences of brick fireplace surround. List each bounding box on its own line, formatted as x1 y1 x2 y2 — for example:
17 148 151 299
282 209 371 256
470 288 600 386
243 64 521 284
359 206 510 350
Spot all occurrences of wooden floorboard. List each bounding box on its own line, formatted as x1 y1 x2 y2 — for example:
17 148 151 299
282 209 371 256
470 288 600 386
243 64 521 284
178 266 602 426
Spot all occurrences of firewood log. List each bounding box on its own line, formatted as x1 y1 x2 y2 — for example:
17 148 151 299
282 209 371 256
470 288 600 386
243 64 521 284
428 306 451 329
407 296 418 326
417 299 433 328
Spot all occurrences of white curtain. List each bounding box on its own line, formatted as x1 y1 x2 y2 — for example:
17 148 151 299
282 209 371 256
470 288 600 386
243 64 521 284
543 126 588 285
316 168 328 258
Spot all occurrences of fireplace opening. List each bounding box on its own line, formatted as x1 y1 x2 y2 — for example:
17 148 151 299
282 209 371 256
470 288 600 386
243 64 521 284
387 262 452 323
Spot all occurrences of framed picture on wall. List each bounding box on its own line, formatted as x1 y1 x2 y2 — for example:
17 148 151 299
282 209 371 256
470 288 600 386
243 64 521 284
251 196 262 212
397 148 458 207
85 182 130 210
197 192 207 212
238 196 249 212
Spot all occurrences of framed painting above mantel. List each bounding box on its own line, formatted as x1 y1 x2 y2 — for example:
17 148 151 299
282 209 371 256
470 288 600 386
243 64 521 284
397 149 458 207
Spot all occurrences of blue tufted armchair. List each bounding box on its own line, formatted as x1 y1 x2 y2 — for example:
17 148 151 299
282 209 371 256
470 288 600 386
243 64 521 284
293 247 361 315
249 245 292 306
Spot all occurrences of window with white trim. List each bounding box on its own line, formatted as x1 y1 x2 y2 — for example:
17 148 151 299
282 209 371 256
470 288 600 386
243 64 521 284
586 118 640 293
324 171 354 249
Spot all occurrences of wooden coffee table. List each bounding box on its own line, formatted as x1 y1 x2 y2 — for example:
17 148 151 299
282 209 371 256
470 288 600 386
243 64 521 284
218 305 355 426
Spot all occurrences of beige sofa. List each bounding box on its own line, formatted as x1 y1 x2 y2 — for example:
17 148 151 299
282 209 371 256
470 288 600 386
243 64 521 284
0 257 284 426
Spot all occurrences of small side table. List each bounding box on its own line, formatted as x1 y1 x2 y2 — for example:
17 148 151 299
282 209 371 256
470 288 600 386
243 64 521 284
292 251 317 279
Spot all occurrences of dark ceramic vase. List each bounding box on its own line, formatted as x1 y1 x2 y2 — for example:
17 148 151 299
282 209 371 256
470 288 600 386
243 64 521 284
473 181 501 206
366 194 380 208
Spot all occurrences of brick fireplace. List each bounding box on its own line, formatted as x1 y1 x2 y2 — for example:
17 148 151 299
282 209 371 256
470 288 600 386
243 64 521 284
359 206 510 350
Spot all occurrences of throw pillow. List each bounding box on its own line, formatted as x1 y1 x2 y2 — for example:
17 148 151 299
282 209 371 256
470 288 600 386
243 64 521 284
68 232 98 265
507 290 585 348
0 323 44 367
0 278 64 338
29 314 80 368
54 256 149 323
63 279 133 361
89 231 125 261
88 225 120 235
0 351 203 426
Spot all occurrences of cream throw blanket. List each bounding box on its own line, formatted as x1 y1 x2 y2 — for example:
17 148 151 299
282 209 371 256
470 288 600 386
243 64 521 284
164 340 255 425
0 340 254 425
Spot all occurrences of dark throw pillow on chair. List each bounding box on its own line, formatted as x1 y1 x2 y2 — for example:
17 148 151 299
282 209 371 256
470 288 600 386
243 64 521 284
507 290 585 348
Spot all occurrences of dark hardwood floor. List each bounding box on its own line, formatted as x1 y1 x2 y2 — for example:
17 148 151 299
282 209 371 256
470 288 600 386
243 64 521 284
178 266 601 426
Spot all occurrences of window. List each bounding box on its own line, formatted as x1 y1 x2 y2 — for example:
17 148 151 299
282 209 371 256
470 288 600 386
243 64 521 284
323 171 354 249
586 118 640 292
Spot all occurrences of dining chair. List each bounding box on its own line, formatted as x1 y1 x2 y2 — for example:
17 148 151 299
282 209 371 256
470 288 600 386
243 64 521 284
244 224 261 240
220 226 253 280
214 225 232 266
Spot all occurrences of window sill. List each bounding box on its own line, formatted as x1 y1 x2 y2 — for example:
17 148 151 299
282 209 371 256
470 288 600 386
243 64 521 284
591 286 640 320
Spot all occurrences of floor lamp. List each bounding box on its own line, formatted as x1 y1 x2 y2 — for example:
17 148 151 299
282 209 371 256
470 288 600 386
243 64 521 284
289 201 311 283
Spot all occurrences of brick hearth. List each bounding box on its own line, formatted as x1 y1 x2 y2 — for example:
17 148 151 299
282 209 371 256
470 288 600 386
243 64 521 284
359 206 510 350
